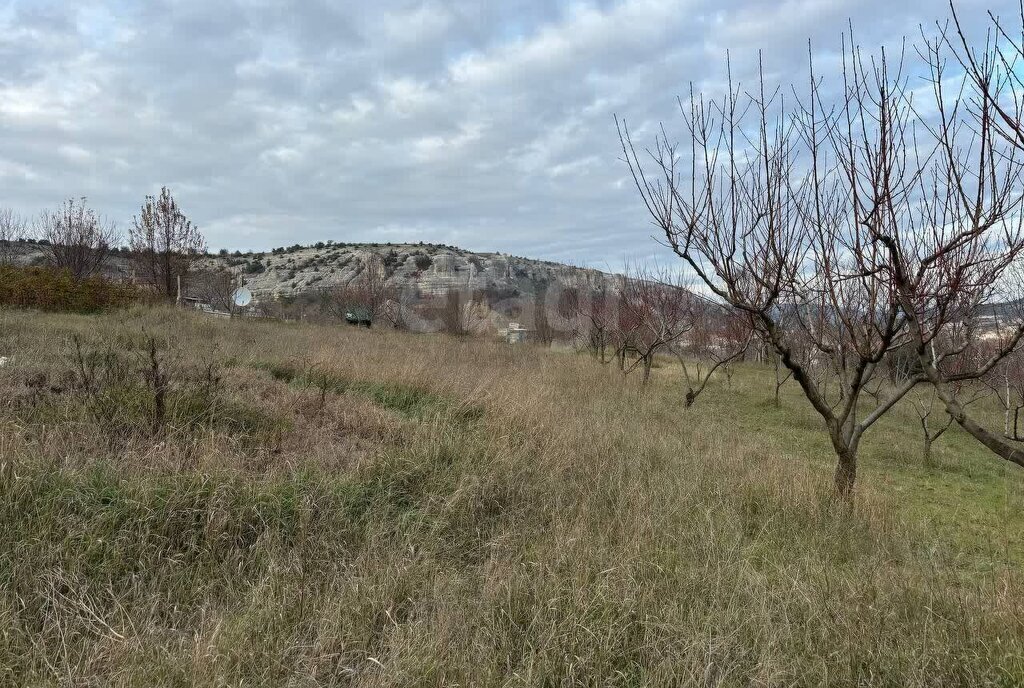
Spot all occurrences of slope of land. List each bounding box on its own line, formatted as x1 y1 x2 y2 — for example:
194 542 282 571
6 240 612 299
0 307 1022 685
202 243 612 299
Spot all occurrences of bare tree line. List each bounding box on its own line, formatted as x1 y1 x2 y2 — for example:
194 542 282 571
1 189 205 299
563 265 754 405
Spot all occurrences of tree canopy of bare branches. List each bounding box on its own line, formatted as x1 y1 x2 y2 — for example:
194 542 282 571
0 208 26 265
327 255 407 328
674 303 753 407
129 187 205 299
37 198 118 279
617 265 695 385
567 282 619 363
620 13 1024 498
187 269 236 313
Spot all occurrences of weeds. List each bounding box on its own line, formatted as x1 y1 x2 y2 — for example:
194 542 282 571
253 361 484 423
0 308 1022 685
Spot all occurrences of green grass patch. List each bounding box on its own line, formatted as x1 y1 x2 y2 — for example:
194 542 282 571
252 361 484 423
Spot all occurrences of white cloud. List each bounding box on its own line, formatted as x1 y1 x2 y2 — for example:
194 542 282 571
0 0 1009 264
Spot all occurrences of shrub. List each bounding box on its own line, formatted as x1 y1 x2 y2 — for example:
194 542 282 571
0 266 142 313
414 254 433 271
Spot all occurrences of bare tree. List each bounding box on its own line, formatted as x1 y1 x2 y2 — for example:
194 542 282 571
129 187 205 299
914 388 953 469
187 269 236 312
568 283 619 363
619 61 912 496
532 284 556 347
0 208 26 265
327 254 402 327
621 11 1024 498
38 198 118 279
980 344 1024 442
618 266 694 386
440 288 472 336
673 303 753 407
872 24 1024 470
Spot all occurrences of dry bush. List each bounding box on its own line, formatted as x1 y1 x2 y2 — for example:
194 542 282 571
0 265 142 312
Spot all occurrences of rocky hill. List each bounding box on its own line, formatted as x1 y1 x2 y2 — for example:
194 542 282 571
4 239 614 301
199 242 613 299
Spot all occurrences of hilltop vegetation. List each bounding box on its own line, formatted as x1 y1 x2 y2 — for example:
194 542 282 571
2 237 607 301
0 307 1022 686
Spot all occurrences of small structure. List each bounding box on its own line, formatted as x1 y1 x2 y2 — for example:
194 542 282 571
345 306 373 328
502 322 532 344
182 296 231 318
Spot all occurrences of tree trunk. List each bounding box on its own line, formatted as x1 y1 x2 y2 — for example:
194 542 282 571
685 388 696 407
641 355 652 385
922 435 933 469
829 430 859 502
833 449 857 502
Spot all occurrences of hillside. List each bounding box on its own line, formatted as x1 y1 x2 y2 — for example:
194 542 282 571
1 307 1022 685
202 242 613 299
4 240 613 300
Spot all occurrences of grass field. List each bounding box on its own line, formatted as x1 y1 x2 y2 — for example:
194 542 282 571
1 307 1023 686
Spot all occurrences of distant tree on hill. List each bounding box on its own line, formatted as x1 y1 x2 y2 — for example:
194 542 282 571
414 253 433 271
37 198 119 279
129 187 205 299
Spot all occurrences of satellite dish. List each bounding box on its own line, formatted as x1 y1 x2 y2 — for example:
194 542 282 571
232 287 253 308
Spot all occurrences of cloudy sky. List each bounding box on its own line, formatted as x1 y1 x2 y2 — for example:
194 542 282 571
0 0 1011 266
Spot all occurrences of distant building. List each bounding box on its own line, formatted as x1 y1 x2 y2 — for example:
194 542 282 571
501 322 532 344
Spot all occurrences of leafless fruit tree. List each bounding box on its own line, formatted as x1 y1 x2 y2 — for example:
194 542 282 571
38 198 118 279
619 21 1024 498
618 265 694 386
913 388 954 468
129 187 205 299
674 302 753 407
981 343 1024 442
567 282 619 363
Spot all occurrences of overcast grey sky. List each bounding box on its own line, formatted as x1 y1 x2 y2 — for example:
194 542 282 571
0 0 1011 266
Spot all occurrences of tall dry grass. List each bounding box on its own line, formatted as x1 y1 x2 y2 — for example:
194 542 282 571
0 306 1022 686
